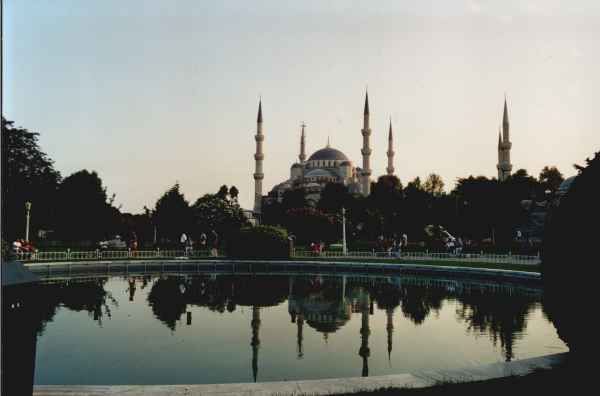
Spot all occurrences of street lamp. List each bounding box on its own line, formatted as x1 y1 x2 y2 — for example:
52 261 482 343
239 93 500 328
25 201 32 242
342 207 347 255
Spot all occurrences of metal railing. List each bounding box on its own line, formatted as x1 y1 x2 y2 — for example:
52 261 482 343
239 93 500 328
12 248 540 266
292 250 541 265
14 249 224 262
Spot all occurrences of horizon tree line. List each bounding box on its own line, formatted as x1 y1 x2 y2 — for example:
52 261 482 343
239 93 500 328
2 116 568 251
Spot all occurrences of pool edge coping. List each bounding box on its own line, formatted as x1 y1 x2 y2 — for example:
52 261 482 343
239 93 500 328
33 352 568 395
23 259 541 281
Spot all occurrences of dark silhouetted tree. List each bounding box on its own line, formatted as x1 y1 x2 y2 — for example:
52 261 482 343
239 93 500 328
1 117 61 242
54 170 120 243
538 166 564 193
153 183 192 244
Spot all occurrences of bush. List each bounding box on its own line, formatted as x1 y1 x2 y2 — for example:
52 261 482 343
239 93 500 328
228 225 290 259
542 152 598 355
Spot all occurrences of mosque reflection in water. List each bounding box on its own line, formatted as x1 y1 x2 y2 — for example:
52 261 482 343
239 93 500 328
3 272 550 394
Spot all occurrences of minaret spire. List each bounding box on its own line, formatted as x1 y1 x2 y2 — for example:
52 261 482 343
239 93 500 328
299 122 307 164
253 99 265 215
497 96 513 181
386 117 395 176
360 90 372 196
502 95 510 142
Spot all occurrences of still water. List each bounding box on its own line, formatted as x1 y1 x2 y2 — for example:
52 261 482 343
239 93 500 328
4 272 567 387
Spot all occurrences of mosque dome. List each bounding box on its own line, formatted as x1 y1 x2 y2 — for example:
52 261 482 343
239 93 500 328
308 147 349 162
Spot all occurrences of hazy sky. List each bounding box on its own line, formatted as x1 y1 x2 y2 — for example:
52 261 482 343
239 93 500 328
4 1 599 213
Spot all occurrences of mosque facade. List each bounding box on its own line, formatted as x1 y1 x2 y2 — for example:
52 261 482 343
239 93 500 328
252 92 395 214
252 93 513 216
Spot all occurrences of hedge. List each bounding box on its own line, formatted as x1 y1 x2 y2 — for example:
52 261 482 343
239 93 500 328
228 225 290 259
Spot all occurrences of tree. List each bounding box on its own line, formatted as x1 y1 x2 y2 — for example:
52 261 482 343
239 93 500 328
424 173 445 196
369 175 404 236
406 177 423 191
191 192 249 243
281 188 308 212
318 183 352 214
217 185 229 200
54 170 120 243
284 207 340 245
1 117 61 242
153 183 193 244
539 166 564 193
229 186 239 203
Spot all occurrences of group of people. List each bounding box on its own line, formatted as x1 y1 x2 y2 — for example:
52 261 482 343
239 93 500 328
180 230 219 257
11 239 36 255
309 241 326 255
444 236 464 254
378 233 408 257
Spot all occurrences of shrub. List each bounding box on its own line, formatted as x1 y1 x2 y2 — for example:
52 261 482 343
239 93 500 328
284 207 340 245
542 152 598 355
228 225 290 259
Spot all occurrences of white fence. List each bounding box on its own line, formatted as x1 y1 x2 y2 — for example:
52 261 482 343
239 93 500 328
14 249 223 262
292 250 541 265
13 249 540 266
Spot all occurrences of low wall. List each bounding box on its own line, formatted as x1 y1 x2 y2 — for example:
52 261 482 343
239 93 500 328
23 259 541 286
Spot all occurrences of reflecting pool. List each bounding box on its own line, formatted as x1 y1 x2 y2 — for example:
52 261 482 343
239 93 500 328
2 272 567 391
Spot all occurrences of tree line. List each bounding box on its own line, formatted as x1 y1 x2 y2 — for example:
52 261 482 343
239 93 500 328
2 117 248 248
262 169 565 252
2 116 566 252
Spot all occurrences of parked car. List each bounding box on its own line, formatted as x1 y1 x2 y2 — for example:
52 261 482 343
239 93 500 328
99 236 127 250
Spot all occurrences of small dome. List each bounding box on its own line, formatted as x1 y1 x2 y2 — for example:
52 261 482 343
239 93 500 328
340 160 351 166
308 147 349 162
291 163 303 169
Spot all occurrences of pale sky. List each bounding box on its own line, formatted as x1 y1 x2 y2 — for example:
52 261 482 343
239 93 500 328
4 1 599 213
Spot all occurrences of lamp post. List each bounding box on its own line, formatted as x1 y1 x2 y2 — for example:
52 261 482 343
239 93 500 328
25 201 32 242
342 207 347 255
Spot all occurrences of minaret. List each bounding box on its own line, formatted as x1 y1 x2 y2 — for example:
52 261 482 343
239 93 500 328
251 306 261 382
299 122 307 164
253 100 264 214
358 289 371 377
360 91 372 196
497 96 513 181
386 118 395 176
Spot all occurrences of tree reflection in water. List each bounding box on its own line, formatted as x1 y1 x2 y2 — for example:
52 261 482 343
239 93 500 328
2 278 117 395
455 289 537 362
2 272 547 393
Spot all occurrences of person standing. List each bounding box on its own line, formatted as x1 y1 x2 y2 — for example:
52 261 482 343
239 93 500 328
180 233 188 253
210 230 219 257
199 232 207 250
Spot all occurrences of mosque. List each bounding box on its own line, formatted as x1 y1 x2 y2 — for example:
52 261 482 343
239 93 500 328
252 92 395 215
251 92 513 216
